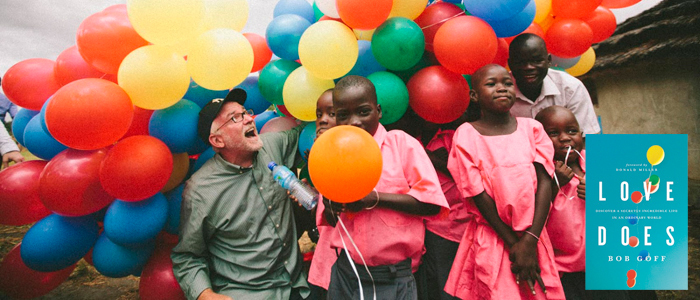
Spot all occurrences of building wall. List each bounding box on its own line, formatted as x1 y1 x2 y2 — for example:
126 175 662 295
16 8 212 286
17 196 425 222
589 59 700 205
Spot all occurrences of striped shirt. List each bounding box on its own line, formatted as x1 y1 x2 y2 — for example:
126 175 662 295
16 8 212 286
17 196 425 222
172 126 309 300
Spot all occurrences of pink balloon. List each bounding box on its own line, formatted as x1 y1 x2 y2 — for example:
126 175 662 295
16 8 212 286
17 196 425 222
260 116 299 134
39 148 114 216
0 243 76 299
139 244 186 300
54 45 106 86
0 161 51 226
1 58 61 111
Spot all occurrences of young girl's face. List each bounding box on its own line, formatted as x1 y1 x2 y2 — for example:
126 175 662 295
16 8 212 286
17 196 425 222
315 91 336 137
471 66 516 114
542 110 583 162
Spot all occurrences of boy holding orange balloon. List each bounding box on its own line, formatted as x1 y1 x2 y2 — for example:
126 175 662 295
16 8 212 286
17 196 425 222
321 75 449 300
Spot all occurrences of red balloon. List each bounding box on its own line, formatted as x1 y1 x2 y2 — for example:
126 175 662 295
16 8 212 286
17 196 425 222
504 22 545 44
407 66 470 124
76 7 149 74
121 107 154 139
584 6 617 43
0 243 76 299
39 148 114 216
414 2 465 52
552 0 602 19
99 136 173 201
492 38 509 67
243 33 273 73
337 0 392 30
434 16 498 75
54 45 106 86
545 19 594 58
276 104 292 117
0 161 50 226
601 0 641 9
45 78 134 150
139 244 186 300
1 58 61 111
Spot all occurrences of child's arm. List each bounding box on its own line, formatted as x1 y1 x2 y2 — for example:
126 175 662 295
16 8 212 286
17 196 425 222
509 162 553 294
342 192 441 216
472 191 519 247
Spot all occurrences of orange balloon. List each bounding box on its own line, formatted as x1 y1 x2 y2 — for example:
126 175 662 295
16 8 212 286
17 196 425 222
1 58 61 111
336 0 392 30
45 79 134 150
243 33 273 73
76 7 149 74
308 126 382 203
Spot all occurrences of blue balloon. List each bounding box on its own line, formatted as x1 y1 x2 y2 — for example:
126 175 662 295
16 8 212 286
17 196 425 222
254 110 278 133
274 0 315 24
11 108 39 145
23 115 68 160
638 250 649 260
346 40 386 78
551 54 581 69
193 147 215 172
266 14 311 61
21 214 99 272
485 0 536 38
237 76 272 115
164 184 184 235
104 193 168 247
442 0 462 3
464 0 530 21
299 122 316 161
149 99 201 154
628 214 638 225
183 80 229 108
38 98 50 132
92 234 155 278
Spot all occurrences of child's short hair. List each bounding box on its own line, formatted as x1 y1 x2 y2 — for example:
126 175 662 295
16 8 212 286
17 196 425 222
333 75 377 104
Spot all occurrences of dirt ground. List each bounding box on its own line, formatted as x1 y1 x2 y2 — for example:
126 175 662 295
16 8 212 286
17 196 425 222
0 212 698 299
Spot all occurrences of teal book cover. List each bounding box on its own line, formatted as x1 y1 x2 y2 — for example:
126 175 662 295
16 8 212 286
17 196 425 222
586 134 688 290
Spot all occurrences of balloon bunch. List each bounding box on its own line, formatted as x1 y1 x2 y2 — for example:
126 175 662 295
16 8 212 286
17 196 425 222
0 0 641 297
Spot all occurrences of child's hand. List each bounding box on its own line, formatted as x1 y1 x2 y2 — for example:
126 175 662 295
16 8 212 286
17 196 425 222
342 189 379 212
577 177 586 200
509 237 546 295
554 160 574 187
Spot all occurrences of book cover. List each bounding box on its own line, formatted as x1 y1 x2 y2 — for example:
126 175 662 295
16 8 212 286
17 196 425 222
586 134 688 290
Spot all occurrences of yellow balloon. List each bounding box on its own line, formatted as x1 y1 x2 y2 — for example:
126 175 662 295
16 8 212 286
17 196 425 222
646 145 665 166
283 66 335 121
162 152 190 193
118 45 190 110
534 0 552 24
202 0 249 32
354 28 375 41
566 47 596 77
299 20 359 80
187 28 254 90
389 0 429 20
127 0 205 46
537 13 555 32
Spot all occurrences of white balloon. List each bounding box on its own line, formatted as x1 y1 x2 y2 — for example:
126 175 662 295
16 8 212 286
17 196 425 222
315 0 339 18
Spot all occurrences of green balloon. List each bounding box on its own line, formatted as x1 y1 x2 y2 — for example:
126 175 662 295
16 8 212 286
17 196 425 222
367 72 409 125
463 74 473 89
371 17 425 71
258 59 301 105
312 1 324 22
299 164 314 187
389 53 434 83
649 175 660 186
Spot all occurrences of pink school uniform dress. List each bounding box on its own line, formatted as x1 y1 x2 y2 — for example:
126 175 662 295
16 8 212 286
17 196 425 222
546 150 586 273
445 118 565 300
327 124 450 272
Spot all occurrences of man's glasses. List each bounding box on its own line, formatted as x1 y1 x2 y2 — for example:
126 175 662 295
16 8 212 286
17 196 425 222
215 109 254 132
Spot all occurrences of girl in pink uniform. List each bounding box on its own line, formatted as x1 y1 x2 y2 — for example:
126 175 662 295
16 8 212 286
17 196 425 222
445 64 565 300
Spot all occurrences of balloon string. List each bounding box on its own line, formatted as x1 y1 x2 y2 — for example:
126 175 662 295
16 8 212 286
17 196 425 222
337 217 377 300
419 11 466 30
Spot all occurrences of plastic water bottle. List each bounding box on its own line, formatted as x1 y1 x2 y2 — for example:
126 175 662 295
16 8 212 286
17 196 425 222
268 162 318 210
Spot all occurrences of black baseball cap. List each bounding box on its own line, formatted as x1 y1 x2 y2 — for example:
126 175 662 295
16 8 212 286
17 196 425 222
197 88 247 145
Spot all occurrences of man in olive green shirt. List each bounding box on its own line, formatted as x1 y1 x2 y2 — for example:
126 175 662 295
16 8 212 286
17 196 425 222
172 89 309 300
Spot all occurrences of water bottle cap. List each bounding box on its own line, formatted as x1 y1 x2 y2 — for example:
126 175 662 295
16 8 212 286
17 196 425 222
267 162 277 171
